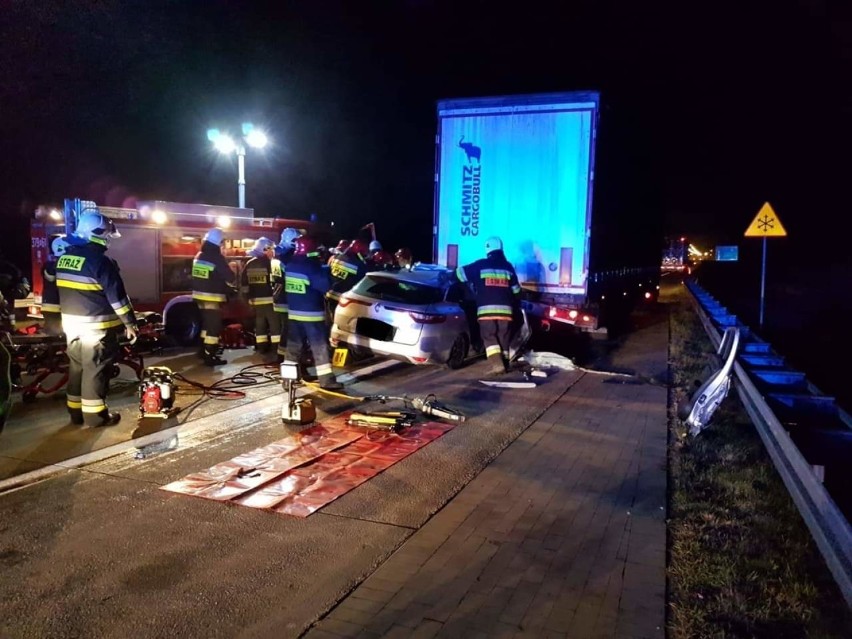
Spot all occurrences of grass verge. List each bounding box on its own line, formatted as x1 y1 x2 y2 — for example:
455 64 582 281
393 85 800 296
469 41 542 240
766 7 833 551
666 284 851 638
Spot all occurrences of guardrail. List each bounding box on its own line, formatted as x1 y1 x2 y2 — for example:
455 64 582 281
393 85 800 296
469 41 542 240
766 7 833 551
685 280 852 609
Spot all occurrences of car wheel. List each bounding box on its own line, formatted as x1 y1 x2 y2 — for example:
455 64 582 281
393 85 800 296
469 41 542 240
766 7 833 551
446 332 469 369
165 302 202 346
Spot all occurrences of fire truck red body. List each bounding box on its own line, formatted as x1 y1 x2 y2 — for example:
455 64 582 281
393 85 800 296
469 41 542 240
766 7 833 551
30 200 330 343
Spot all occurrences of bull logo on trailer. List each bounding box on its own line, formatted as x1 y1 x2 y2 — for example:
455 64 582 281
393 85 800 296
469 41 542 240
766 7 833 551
458 136 481 164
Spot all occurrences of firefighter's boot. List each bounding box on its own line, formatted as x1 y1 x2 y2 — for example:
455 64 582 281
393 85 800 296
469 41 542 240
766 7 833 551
318 375 343 391
88 411 121 428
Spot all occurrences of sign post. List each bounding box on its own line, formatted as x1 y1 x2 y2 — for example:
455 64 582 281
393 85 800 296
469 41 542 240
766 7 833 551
744 202 787 329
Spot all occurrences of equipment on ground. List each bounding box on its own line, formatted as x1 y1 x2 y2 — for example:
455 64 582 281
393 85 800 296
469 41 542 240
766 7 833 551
678 327 740 436
280 361 316 424
138 366 177 418
346 410 416 431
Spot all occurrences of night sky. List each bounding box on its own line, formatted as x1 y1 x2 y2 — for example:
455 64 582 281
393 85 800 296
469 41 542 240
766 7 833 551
2 0 850 270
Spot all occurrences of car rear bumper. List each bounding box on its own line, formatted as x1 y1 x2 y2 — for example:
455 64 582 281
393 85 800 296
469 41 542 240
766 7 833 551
330 325 450 366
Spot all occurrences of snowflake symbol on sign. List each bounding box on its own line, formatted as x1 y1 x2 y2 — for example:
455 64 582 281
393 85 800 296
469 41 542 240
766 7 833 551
757 215 775 232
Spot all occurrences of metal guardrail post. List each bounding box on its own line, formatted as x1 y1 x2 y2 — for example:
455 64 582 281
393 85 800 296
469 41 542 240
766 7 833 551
687 286 852 609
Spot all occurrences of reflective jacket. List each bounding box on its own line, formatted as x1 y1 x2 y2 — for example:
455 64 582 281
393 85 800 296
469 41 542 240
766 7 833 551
270 246 294 313
327 252 367 301
191 241 232 304
285 255 330 322
41 262 60 314
56 239 136 332
241 254 273 306
455 250 521 321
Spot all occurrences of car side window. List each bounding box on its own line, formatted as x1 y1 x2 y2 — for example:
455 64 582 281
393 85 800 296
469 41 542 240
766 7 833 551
445 283 466 304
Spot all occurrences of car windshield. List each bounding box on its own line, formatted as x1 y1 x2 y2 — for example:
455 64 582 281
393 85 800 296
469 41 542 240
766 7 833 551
352 275 444 305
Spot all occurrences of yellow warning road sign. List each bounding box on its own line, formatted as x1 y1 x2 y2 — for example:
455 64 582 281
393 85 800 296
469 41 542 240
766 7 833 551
745 202 788 237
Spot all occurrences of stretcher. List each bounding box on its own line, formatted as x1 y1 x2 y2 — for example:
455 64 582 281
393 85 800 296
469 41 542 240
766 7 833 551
7 332 149 403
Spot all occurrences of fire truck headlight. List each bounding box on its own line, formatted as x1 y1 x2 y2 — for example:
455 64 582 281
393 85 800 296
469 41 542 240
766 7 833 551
568 310 578 320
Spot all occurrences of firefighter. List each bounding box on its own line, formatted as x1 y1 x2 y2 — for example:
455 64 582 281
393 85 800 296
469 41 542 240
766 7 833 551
191 227 233 366
326 238 368 318
241 237 277 355
271 227 301 363
453 236 521 375
42 235 69 336
328 239 350 265
284 236 343 390
368 249 395 272
367 239 383 261
56 213 138 426
395 247 414 271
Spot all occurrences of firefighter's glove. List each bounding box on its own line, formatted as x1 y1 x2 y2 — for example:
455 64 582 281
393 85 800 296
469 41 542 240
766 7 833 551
126 325 139 345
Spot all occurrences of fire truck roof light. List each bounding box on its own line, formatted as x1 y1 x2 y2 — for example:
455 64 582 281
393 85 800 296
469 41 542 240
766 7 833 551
217 216 232 228
151 210 168 225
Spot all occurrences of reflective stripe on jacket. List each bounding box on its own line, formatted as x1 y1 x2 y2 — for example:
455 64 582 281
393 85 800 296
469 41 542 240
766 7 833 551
191 241 232 304
327 253 367 301
455 250 521 321
286 255 331 322
56 240 136 331
241 255 273 306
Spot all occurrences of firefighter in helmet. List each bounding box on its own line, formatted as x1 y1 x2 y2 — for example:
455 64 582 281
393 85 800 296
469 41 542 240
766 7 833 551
453 236 521 375
326 238 368 319
395 247 414 271
328 239 350 265
368 249 395 272
271 227 301 363
191 227 233 366
283 236 343 390
42 235 69 336
242 237 277 356
56 212 138 426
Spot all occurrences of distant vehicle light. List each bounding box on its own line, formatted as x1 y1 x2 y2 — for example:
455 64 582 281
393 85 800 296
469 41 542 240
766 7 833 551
217 216 232 228
568 310 578 320
644 291 652 299
582 315 591 323
49 209 63 221
548 306 557 318
151 210 168 225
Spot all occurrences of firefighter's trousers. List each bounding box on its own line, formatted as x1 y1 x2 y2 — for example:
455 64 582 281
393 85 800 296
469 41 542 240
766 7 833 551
275 310 289 357
479 318 512 373
198 301 223 358
65 327 120 426
252 303 279 350
284 320 333 380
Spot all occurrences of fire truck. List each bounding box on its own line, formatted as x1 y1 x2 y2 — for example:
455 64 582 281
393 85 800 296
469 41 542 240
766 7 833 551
30 199 331 344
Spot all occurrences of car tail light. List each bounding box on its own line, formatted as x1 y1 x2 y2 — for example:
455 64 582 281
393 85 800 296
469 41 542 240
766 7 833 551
409 311 446 324
412 356 428 363
338 297 369 308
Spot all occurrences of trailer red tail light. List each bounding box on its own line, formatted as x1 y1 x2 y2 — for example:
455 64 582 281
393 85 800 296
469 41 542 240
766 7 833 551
409 311 446 324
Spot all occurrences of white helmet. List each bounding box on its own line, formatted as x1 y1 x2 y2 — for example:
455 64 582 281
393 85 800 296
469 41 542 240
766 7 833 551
50 235 69 258
485 236 503 254
251 236 275 256
368 240 383 252
279 227 301 249
75 213 120 246
204 227 224 246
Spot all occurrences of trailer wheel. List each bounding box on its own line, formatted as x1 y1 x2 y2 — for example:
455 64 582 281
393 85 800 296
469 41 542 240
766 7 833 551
446 333 470 369
165 302 202 346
